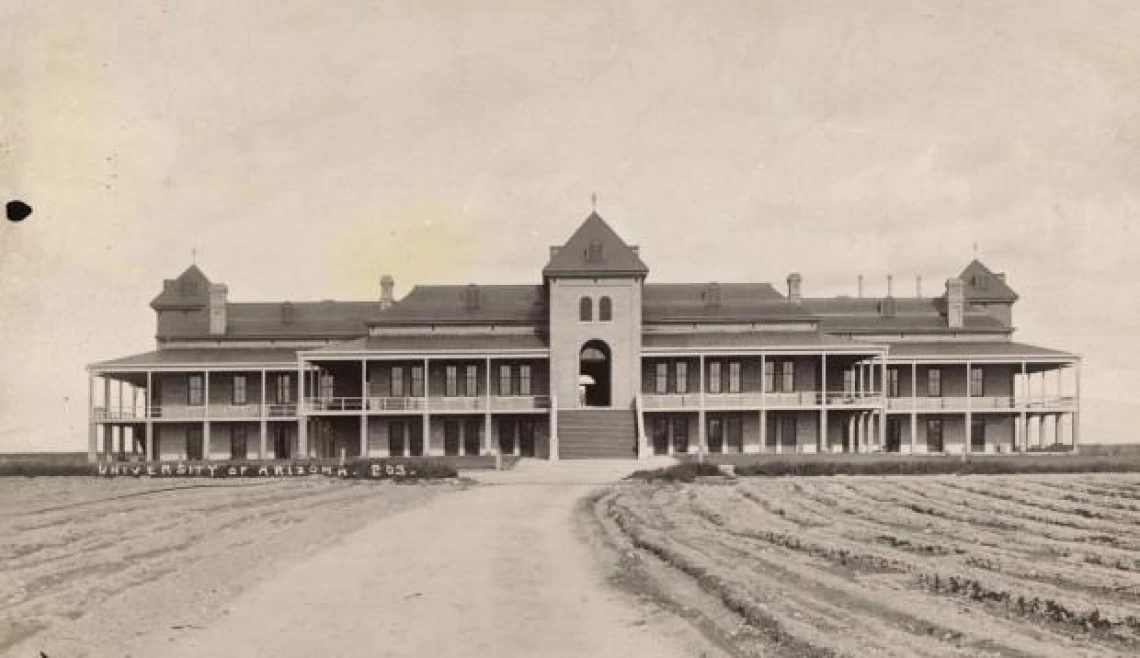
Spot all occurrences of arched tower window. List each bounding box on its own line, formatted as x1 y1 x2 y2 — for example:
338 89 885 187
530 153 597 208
599 296 612 322
579 296 593 322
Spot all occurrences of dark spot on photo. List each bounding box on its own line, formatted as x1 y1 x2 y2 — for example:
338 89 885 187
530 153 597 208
6 200 32 222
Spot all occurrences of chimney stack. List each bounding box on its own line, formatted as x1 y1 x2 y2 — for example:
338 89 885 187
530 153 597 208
946 278 965 328
916 275 923 298
380 275 395 309
857 275 864 298
886 274 894 298
787 272 802 303
464 283 480 310
208 283 227 336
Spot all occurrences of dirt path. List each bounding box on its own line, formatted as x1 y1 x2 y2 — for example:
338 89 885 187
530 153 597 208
113 482 722 658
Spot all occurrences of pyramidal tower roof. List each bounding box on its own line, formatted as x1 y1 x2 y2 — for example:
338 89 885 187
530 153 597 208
542 212 649 278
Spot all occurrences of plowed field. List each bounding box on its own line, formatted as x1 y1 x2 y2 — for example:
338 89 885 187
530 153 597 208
600 474 1140 657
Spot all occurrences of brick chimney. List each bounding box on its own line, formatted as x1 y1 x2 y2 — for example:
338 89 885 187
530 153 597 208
380 275 395 309
787 272 802 303
946 278 965 328
208 283 227 336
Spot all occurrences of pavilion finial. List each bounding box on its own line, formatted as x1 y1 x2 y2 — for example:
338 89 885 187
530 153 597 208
591 192 597 212
191 248 197 265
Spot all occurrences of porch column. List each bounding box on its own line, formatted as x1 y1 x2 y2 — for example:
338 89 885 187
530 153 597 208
698 355 707 459
297 358 308 459
1073 360 1081 452
87 373 97 463
964 362 972 456
422 357 431 457
820 353 828 453
259 370 268 460
202 372 211 460
758 353 767 454
879 355 888 449
1026 360 1035 451
360 359 369 458
484 356 493 456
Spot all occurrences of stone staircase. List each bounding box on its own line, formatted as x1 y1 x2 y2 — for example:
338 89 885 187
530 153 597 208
557 409 639 459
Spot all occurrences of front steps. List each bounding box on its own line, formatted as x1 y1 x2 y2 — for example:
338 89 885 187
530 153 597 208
557 409 639 459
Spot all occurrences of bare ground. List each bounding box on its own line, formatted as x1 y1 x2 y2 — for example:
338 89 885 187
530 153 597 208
1 473 725 658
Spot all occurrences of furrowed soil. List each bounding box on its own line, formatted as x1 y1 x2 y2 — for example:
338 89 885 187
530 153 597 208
599 473 1140 657
1 472 725 658
0 478 449 657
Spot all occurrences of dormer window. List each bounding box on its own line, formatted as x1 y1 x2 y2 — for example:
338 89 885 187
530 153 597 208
584 239 604 263
179 278 197 296
972 274 988 289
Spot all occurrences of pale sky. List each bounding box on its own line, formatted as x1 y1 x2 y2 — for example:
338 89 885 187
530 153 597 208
2 1 1138 451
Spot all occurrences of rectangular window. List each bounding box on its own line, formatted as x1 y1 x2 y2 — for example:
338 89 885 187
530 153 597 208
465 365 479 397
781 360 795 393
275 374 292 404
726 415 743 452
319 374 334 400
655 362 668 394
763 360 774 393
391 366 404 397
230 426 247 460
927 368 942 397
728 362 741 394
445 366 458 397
500 364 513 396
927 419 944 452
970 367 984 397
188 375 204 406
232 375 247 405
887 368 900 398
519 365 531 396
187 426 204 460
411 366 425 397
675 361 688 394
708 361 722 394
843 368 856 395
708 417 723 453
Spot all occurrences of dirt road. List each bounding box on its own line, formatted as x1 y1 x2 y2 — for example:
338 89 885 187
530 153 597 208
109 478 720 657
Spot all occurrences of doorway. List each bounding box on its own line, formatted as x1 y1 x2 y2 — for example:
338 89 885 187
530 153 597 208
579 340 611 407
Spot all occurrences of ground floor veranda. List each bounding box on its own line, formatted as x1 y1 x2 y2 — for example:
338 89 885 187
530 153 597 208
92 407 1077 463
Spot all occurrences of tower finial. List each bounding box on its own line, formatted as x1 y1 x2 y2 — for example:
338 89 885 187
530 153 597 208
972 242 979 259
591 192 597 212
191 248 197 265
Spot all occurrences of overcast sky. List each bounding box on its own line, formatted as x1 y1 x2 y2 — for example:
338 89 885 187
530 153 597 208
2 1 1138 451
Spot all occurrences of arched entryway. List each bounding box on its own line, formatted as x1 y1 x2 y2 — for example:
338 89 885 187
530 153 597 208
579 340 611 407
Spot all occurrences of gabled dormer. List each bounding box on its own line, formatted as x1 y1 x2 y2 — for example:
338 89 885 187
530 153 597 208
956 259 1018 327
151 265 225 343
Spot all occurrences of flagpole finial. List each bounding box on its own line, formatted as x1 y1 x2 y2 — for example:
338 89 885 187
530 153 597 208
972 242 979 259
191 248 197 264
591 192 597 212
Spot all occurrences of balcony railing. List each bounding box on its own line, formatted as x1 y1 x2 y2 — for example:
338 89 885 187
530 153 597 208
887 396 1076 411
825 391 885 406
305 395 551 413
94 404 297 420
491 396 550 411
642 391 824 410
367 396 428 412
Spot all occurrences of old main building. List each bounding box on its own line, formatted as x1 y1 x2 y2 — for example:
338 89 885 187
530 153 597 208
88 213 1079 462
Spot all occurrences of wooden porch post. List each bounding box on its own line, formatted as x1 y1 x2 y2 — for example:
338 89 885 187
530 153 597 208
360 358 368 458
259 369 268 460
